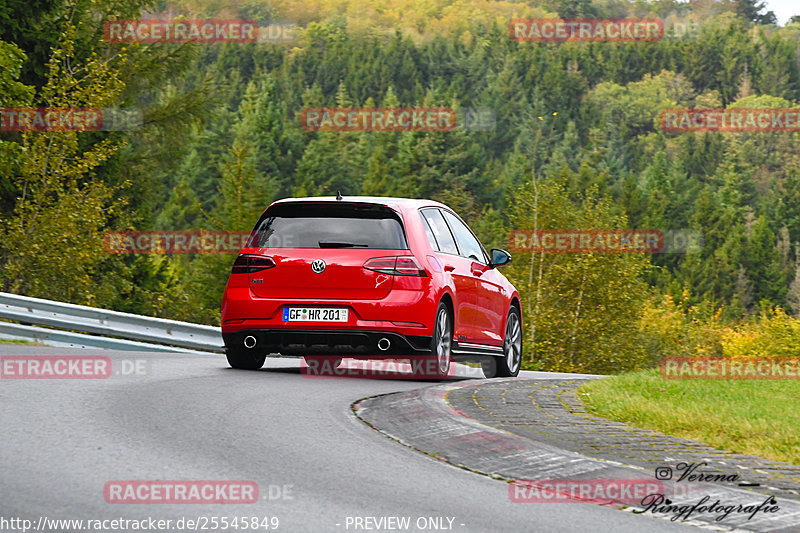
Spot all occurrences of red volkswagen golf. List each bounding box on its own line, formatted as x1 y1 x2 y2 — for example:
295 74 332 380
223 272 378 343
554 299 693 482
220 196 522 378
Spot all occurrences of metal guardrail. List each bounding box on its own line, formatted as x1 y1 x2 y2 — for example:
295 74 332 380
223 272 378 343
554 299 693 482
0 322 215 354
0 292 224 353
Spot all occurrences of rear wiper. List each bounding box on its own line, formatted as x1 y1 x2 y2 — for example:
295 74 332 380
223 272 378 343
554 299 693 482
318 241 368 248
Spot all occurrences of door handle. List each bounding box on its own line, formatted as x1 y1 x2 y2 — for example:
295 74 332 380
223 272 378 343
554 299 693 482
444 264 455 272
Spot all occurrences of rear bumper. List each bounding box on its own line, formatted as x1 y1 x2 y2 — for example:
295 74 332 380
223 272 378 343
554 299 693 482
221 286 437 332
222 329 433 356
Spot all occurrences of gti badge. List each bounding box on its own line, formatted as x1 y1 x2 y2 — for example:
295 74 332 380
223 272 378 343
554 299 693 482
311 259 326 274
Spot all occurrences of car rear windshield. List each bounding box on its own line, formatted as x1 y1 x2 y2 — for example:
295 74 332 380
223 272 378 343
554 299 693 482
246 203 408 249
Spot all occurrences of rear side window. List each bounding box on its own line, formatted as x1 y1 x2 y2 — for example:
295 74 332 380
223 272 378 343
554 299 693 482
442 210 487 263
421 208 458 255
246 203 408 249
421 215 439 251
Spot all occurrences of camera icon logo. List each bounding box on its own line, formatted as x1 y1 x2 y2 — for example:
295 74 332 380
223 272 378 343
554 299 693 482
655 466 673 480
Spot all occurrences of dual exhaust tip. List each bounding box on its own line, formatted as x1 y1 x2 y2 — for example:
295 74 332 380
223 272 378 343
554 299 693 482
243 335 391 351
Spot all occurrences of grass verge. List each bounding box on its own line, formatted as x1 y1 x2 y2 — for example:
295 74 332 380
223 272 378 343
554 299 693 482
578 369 800 465
0 338 46 345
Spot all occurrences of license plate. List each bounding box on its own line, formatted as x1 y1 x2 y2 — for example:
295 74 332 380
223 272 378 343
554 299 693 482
283 307 349 322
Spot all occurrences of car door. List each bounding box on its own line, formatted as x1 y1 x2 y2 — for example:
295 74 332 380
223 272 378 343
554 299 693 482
419 208 478 343
440 209 505 346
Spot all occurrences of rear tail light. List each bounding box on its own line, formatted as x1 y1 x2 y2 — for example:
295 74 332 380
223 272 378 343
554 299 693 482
395 257 428 276
232 254 276 274
363 256 427 277
362 257 396 274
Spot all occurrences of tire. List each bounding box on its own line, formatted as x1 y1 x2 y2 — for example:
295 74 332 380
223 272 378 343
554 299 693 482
226 348 266 370
417 302 452 379
484 307 522 378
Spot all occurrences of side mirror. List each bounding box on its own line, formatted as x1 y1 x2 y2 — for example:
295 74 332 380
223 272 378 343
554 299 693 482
489 248 512 268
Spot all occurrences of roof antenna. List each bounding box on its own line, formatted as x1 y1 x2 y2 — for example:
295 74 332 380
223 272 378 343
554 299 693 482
336 191 343 201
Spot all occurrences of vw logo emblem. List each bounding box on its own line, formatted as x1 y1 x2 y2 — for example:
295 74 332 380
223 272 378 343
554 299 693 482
311 259 326 274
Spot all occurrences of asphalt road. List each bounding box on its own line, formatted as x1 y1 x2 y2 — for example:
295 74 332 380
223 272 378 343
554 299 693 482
0 346 702 533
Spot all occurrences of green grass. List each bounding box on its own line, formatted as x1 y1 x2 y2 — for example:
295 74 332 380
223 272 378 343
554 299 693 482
0 338 43 345
578 369 800 465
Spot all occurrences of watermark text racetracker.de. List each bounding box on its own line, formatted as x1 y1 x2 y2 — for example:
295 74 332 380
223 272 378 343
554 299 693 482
103 18 299 44
508 229 702 254
660 108 800 132
661 356 800 380
299 107 495 132
104 481 259 504
1 356 149 379
0 515 280 532
301 358 485 379
104 19 257 43
510 479 662 504
509 18 663 42
103 231 256 255
301 108 455 132
1 108 142 131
